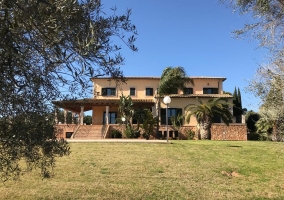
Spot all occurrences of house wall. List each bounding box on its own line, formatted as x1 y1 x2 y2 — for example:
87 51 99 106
92 77 225 98
160 97 233 126
92 105 119 125
93 78 159 99
191 79 223 94
90 77 230 127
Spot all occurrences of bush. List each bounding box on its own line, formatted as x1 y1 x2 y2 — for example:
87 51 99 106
186 129 195 140
141 131 149 140
248 132 272 141
124 127 140 138
258 133 270 141
247 132 259 140
111 129 122 138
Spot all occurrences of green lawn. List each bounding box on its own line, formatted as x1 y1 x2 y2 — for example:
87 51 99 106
1 141 284 199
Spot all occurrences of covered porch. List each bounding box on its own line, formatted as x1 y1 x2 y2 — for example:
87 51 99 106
52 98 156 139
52 98 155 125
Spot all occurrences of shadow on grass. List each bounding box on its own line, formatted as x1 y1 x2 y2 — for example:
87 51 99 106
227 145 242 148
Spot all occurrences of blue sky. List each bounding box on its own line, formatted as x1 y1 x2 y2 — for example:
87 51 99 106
101 0 268 111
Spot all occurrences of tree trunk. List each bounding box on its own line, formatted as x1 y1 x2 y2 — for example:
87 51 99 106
272 119 283 142
199 121 211 140
155 97 160 137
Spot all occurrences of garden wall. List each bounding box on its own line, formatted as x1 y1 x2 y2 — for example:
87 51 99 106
158 124 247 140
211 124 247 141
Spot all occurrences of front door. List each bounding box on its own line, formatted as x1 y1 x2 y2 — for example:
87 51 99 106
103 112 117 124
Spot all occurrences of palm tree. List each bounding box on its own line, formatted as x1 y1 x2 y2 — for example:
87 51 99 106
159 67 193 95
185 98 232 140
156 66 194 133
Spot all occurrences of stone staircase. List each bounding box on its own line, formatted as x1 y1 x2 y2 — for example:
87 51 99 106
72 125 105 139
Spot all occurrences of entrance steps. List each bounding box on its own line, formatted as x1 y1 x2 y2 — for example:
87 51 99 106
72 125 105 139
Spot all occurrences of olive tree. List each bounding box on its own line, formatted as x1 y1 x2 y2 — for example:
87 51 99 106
222 0 284 140
247 62 284 140
222 0 284 57
0 0 137 181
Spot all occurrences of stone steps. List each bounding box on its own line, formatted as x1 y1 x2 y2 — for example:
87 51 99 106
73 125 104 139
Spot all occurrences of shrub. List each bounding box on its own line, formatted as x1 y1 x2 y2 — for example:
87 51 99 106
111 129 122 138
247 132 260 141
186 129 195 140
248 132 272 141
124 127 140 138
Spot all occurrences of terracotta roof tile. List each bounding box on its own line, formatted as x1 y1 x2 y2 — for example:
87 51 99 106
53 94 231 107
52 98 154 105
91 76 226 81
160 94 233 98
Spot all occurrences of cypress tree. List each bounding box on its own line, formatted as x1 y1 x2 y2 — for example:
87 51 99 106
233 87 238 116
237 87 243 115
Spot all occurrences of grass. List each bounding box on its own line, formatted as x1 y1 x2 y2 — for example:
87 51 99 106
1 140 284 199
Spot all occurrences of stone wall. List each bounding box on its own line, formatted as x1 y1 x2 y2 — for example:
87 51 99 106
109 124 247 140
55 123 247 140
211 124 247 141
55 124 77 138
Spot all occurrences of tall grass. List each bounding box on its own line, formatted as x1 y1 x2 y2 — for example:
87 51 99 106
1 141 284 199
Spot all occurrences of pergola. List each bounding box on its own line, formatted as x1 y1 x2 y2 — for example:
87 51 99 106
52 98 155 125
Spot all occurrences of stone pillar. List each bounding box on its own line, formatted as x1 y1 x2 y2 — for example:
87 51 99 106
105 106 109 125
71 112 75 124
154 98 161 125
152 106 156 116
230 107 235 123
242 115 245 124
80 106 84 125
54 108 58 124
64 109 67 124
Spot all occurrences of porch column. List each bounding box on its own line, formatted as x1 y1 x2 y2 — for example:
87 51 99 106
152 106 156 116
71 112 75 124
242 115 245 124
80 106 84 125
154 98 161 125
105 106 109 125
230 107 235 123
54 108 58 124
64 109 67 124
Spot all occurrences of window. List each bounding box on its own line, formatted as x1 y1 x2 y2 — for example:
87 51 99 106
146 88 153 96
130 88 136 96
161 108 182 125
172 88 178 94
213 115 221 123
203 88 218 94
183 88 193 94
102 88 116 96
103 112 117 124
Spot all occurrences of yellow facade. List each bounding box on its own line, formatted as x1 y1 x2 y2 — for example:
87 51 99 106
52 76 244 140
89 76 232 126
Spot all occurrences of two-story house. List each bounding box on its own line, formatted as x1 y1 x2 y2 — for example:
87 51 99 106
53 76 241 139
